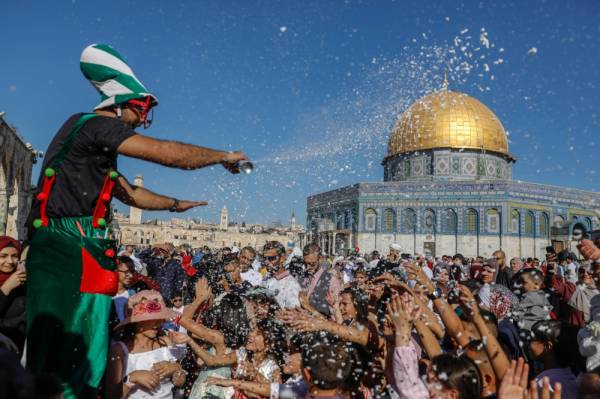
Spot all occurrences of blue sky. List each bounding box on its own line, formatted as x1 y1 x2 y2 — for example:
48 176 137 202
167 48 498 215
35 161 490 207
1 0 599 225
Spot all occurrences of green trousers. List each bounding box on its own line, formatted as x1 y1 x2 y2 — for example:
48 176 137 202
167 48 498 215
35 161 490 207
26 216 118 399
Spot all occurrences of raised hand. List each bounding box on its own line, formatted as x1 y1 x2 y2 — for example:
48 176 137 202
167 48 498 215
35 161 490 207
387 295 412 346
404 263 434 294
577 239 600 261
528 377 561 399
168 330 192 345
457 284 480 317
498 358 529 399
278 309 322 332
194 277 212 304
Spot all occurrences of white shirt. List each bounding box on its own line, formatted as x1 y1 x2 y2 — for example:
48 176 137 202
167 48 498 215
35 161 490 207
262 270 301 309
368 259 380 270
422 265 433 280
241 268 263 286
252 259 263 272
118 343 185 399
566 262 578 284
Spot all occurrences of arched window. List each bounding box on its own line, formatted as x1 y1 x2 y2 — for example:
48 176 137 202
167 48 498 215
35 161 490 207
539 212 549 238
445 209 457 233
423 209 436 232
383 209 396 233
511 210 520 233
365 208 377 232
553 215 565 228
487 208 500 233
465 209 478 233
584 217 593 233
336 211 343 230
344 209 351 229
524 211 534 236
402 209 416 233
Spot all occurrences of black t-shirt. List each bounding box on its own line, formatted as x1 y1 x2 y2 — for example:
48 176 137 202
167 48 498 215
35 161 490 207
28 113 135 224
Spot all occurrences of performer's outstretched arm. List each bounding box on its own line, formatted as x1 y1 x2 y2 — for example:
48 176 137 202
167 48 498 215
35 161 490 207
117 134 247 172
113 175 206 212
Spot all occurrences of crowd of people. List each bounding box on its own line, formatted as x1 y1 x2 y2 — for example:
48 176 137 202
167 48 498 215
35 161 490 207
3 234 600 399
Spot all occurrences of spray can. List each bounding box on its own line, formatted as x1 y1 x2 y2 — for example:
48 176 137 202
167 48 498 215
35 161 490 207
236 160 254 174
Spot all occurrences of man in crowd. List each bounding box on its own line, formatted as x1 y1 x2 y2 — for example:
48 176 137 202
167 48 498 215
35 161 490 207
300 243 342 317
144 243 186 302
493 249 512 288
368 250 381 270
261 241 301 309
239 246 263 286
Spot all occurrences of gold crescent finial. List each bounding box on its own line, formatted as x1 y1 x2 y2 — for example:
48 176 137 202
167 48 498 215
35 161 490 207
442 70 449 90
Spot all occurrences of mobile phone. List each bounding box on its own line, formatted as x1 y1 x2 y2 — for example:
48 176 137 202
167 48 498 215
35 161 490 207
17 260 26 272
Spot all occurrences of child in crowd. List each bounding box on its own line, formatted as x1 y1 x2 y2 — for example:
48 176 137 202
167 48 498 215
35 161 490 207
513 268 553 330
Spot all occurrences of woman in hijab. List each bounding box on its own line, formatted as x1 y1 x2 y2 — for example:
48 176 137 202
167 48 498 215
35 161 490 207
0 236 26 354
551 262 599 327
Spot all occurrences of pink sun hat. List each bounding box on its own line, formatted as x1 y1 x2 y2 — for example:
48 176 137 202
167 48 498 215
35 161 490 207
114 290 178 330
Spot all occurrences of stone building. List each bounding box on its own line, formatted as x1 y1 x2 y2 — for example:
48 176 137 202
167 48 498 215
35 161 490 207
0 113 39 240
219 206 228 231
306 86 600 259
129 175 144 224
114 209 301 250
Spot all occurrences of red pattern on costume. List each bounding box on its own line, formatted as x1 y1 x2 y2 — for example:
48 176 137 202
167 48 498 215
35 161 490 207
80 247 118 295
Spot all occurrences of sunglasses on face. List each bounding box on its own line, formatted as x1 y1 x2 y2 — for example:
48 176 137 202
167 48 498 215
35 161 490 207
264 255 279 262
172 298 183 303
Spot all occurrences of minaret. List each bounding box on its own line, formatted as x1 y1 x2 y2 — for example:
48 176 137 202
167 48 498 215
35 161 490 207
129 174 143 224
291 211 297 230
220 206 228 231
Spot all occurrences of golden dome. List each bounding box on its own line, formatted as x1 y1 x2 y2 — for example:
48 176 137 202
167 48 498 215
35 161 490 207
387 89 509 157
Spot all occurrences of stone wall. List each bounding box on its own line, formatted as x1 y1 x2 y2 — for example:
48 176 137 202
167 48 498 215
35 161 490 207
117 223 300 250
0 115 37 240
356 232 550 260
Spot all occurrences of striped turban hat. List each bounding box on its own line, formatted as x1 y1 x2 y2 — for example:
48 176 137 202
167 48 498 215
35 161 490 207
80 44 158 110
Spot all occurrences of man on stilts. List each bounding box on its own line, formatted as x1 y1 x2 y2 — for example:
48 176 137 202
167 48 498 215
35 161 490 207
25 44 248 399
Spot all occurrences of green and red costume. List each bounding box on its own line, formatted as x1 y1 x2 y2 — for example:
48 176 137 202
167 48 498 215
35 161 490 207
26 44 157 399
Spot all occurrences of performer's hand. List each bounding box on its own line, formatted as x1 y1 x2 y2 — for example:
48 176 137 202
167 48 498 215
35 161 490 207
129 370 160 391
220 151 248 174
173 200 208 212
0 271 26 295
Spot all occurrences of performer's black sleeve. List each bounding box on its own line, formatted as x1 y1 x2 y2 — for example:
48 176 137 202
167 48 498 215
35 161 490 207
89 117 137 154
